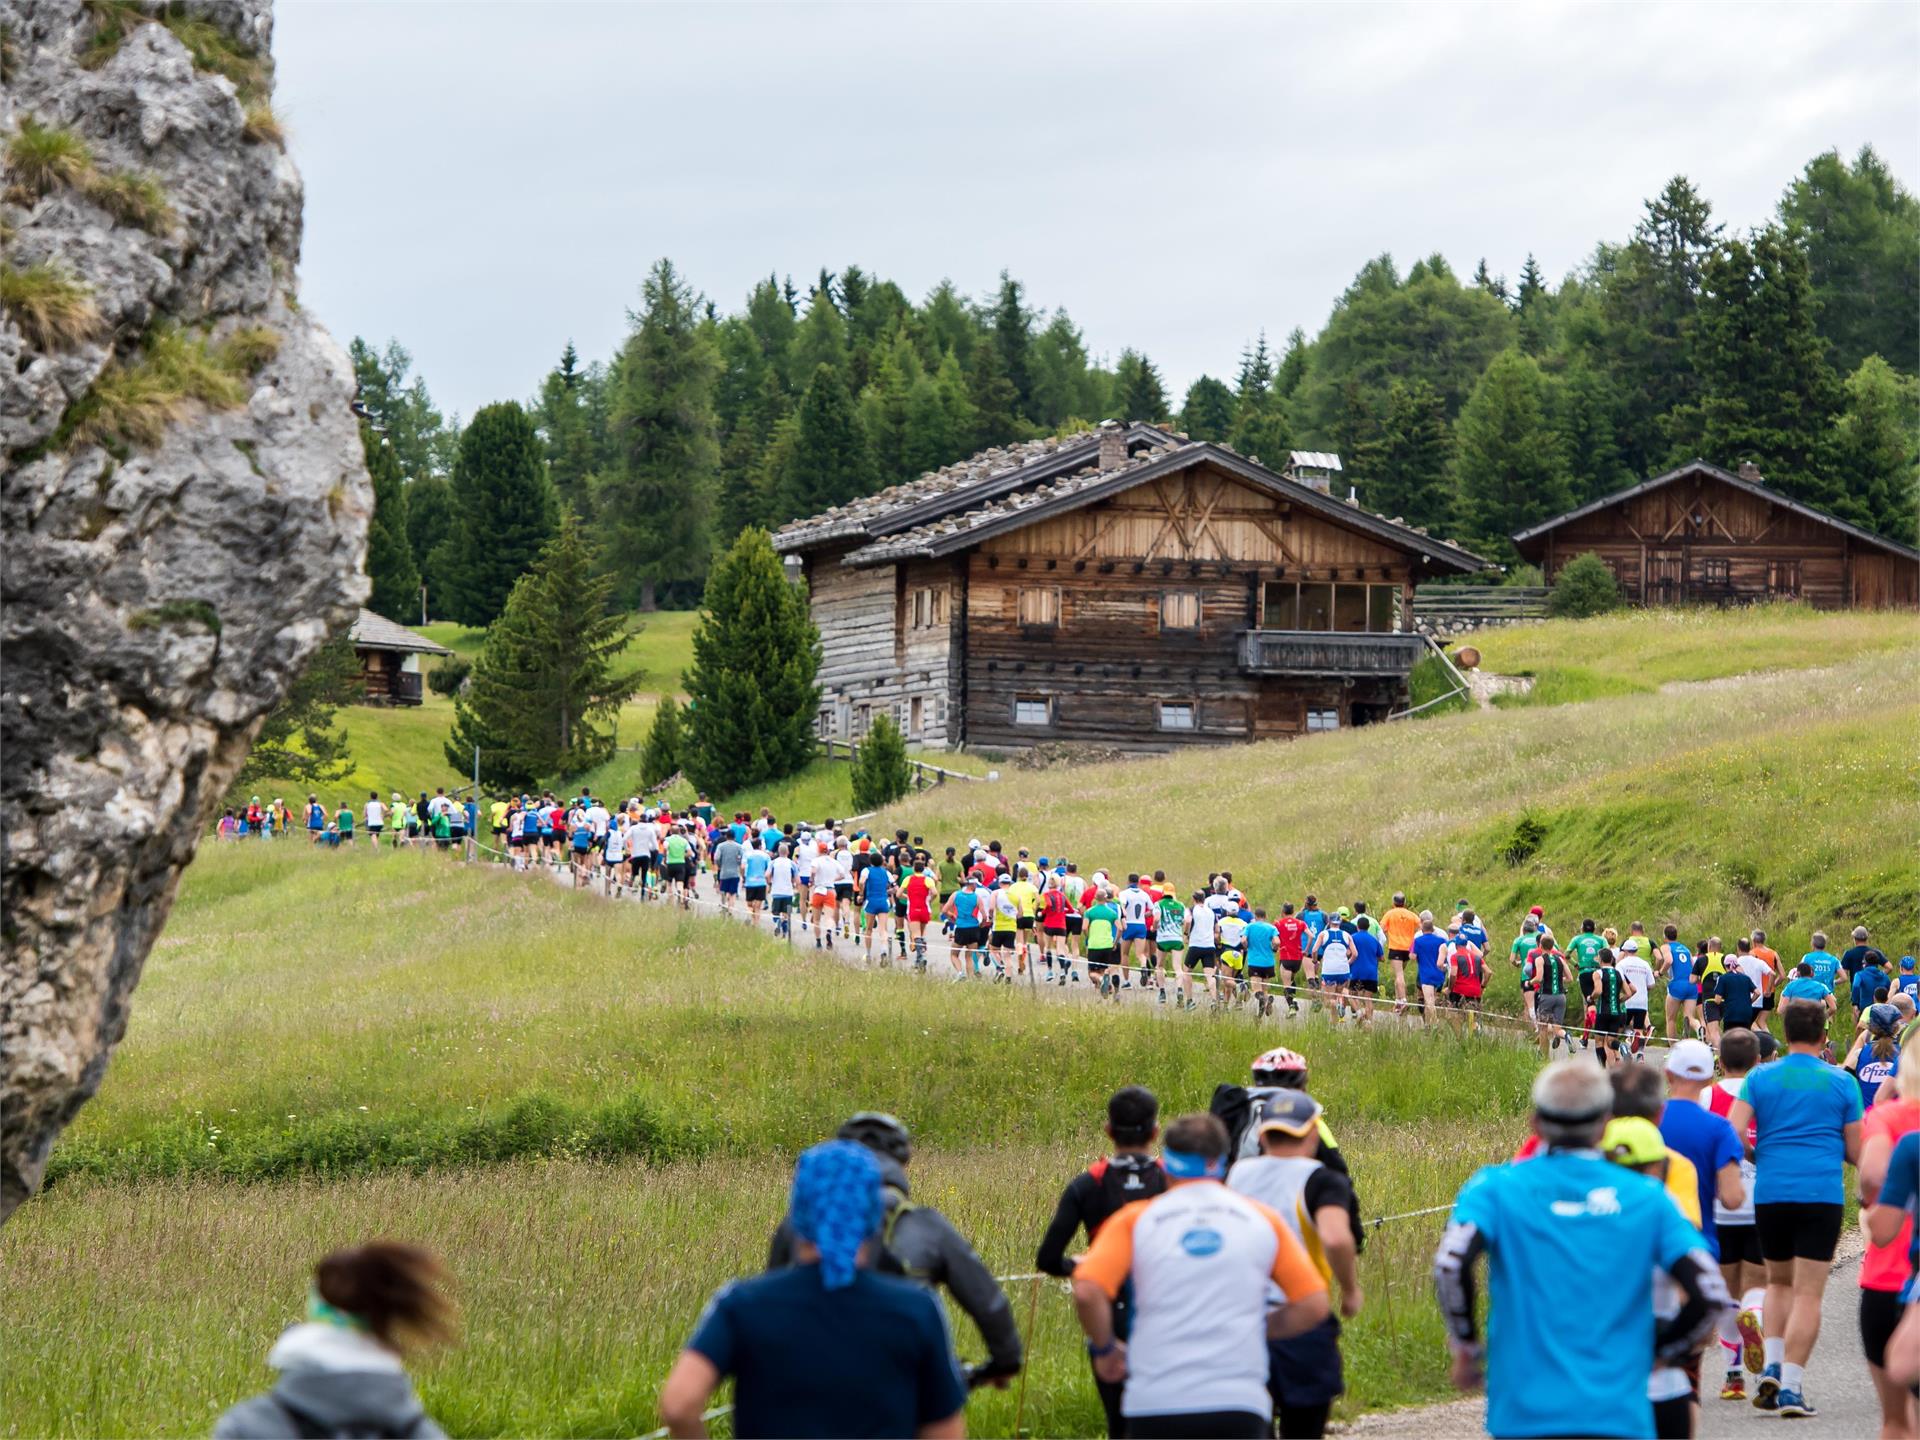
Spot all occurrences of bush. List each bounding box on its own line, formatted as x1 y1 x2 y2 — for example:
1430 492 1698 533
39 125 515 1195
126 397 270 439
640 695 684 788
0 263 103 351
1547 552 1623 619
850 713 911 812
1408 653 1471 718
427 656 470 696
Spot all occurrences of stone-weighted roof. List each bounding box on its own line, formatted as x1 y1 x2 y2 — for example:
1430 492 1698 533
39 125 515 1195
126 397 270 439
347 610 451 655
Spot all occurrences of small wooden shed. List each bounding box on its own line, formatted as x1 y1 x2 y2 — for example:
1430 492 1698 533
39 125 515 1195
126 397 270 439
1512 460 1919 610
347 610 450 706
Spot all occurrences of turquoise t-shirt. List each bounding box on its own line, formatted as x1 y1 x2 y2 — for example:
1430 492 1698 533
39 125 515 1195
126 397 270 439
1802 950 1842 988
1739 1053 1863 1204
1452 1152 1703 1439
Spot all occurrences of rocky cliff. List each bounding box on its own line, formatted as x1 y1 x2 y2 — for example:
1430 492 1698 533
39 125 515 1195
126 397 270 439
0 0 369 1217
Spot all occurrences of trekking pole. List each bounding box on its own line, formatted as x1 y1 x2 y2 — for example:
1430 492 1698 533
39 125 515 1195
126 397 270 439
1013 1273 1042 1438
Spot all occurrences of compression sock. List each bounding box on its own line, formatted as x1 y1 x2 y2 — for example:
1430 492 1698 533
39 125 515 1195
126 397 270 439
1719 1308 1741 1347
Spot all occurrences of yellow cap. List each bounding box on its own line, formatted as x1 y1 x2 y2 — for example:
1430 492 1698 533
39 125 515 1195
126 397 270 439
1602 1116 1667 1168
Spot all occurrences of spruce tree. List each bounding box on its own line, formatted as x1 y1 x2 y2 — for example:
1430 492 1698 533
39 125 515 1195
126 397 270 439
990 270 1034 418
445 514 637 790
850 712 911 812
232 632 359 795
1369 380 1454 530
1179 376 1234 442
1029 312 1099 428
1235 333 1274 409
859 340 914 484
361 422 419 621
966 340 1020 449
1112 349 1169 424
778 363 875 517
745 275 799 391
1455 349 1572 558
1834 355 1919 541
1687 227 1847 516
1274 328 1309 400
534 341 600 519
640 695 685 787
597 258 718 609
1778 145 1920 377
791 284 849 381
1513 254 1552 355
440 401 558 628
405 472 455 619
916 280 976 370
682 528 821 796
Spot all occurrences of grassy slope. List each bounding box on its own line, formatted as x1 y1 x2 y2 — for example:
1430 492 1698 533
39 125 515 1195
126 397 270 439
1466 603 1915 707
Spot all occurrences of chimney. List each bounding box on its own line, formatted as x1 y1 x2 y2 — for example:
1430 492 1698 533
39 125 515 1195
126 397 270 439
1737 461 1764 485
1097 419 1128 471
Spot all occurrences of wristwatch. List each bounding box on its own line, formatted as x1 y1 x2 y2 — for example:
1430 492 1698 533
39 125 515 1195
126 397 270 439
1087 1338 1118 1358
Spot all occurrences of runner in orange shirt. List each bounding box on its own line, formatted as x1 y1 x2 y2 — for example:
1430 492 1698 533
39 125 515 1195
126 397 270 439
1380 893 1421 1012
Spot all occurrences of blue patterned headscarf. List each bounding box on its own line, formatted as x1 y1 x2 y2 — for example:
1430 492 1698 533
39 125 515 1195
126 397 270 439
790 1140 883 1290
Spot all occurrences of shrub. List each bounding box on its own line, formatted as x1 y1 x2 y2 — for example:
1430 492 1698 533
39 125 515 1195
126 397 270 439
1501 812 1548 867
6 118 93 199
851 712 911 812
640 695 684 788
0 263 105 350
1548 552 1623 619
1503 563 1544 587
427 656 470 697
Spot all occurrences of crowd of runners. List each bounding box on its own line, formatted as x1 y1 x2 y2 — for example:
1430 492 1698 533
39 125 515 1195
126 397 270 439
213 1029 1920 1440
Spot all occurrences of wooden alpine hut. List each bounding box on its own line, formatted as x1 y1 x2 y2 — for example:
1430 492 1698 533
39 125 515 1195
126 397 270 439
347 610 450 706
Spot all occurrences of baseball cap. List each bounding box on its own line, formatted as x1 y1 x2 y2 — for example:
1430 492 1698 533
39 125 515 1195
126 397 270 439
1621 937 1641 953
1529 905 1544 917
1901 956 1915 971
1038 856 1051 868
1603 1117 1667 1167
1336 906 1351 920
1256 1091 1323 1138
1664 1039 1715 1081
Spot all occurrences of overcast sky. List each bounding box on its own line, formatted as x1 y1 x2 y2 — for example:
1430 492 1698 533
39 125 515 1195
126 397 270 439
275 1 1920 422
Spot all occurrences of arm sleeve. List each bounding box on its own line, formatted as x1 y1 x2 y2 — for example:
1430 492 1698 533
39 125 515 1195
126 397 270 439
1075 1202 1142 1301
685 1284 739 1375
929 1210 1023 1370
1655 1249 1730 1365
1431 1219 1486 1344
913 1291 969 1425
1035 1176 1089 1278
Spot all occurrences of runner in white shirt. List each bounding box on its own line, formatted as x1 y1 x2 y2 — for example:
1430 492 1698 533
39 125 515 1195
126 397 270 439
1117 877 1153 987
1317 923 1353 1020
364 794 386 849
809 846 840 949
1186 894 1219 1006
602 820 626 892
585 800 611 840
1617 938 1657 1058
768 848 798 939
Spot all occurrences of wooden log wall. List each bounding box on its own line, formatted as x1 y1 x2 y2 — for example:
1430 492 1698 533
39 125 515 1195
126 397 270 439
808 546 962 747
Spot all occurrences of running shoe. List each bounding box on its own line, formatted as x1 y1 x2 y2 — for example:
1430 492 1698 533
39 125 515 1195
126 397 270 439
1752 1363 1781 1410
1736 1308 1764 1375
1718 1372 1745 1401
1774 1388 1815 1418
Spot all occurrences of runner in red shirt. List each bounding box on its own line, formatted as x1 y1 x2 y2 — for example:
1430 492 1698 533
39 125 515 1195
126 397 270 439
1274 904 1308 1014
1039 882 1071 985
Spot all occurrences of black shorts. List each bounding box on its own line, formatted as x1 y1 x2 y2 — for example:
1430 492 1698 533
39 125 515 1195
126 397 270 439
1447 992 1482 1009
1593 1011 1627 1034
1861 1286 1907 1369
663 861 688 883
1017 916 1036 931
834 882 854 903
491 825 505 839
1388 948 1411 964
1280 959 1303 974
1578 971 1596 999
632 853 653 872
1717 1222 1763 1267
1702 1000 1724 1023
367 825 383 837
1628 1010 1653 1032
771 895 793 915
1187 946 1217 970
744 883 767 901
1087 947 1116 971
954 925 986 947
989 930 1015 950
1065 913 1084 935
1755 1201 1843 1263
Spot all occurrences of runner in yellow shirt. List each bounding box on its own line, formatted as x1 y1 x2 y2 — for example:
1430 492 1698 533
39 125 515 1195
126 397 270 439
1007 868 1040 975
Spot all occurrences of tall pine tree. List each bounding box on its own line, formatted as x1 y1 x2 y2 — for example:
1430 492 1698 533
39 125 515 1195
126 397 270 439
1834 355 1920 541
361 422 419 621
966 340 1020 450
1778 145 1920 377
1179 376 1234 442
1368 380 1454 530
1454 348 1571 558
445 514 638 789
596 258 718 609
990 271 1034 419
778 363 875 517
682 528 821 795
1112 349 1169 423
437 401 558 628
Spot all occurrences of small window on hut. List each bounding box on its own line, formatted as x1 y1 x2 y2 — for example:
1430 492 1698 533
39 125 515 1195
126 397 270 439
1158 702 1196 731
1306 708 1340 733
1016 587 1060 627
1013 695 1053 727
1159 592 1200 630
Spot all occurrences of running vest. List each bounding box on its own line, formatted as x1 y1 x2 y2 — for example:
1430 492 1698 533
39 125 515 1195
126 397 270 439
1535 949 1566 996
1086 1154 1169 1234
1319 930 1352 971
1188 902 1217 948
1040 888 1068 928
1596 967 1627 1015
1155 900 1186 945
1668 944 1695 991
1226 1154 1335 1287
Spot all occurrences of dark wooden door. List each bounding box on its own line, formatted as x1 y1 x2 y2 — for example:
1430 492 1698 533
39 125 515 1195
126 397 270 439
1252 685 1303 739
1649 549 1685 605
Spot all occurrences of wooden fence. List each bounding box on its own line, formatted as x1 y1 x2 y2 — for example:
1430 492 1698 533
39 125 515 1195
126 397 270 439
1412 584 1550 623
817 739 980 790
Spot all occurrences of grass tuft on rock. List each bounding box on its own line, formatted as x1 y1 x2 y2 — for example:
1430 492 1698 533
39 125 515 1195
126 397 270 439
163 13 269 104
79 0 153 66
241 101 284 148
218 324 280 374
5 117 94 200
81 168 175 234
0 262 107 351
59 325 255 453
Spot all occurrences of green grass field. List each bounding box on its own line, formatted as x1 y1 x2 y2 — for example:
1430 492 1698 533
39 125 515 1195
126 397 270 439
8 608 1918 1436
1465 603 1915 707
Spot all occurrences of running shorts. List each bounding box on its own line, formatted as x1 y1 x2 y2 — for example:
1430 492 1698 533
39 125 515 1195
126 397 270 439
1388 948 1411 964
1670 984 1699 1002
1755 1201 1843 1263
1861 1287 1906 1369
1593 1011 1627 1035
1627 1008 1653 1031
1121 923 1149 942
1187 946 1217 970
1279 959 1303 975
1717 1222 1762 1267
1042 922 1066 937
491 825 505 838
1578 972 1596 999
989 930 1015 950
771 895 793 915
1248 963 1276 980
1086 947 1116 971
1446 991 1481 1009
744 883 767 902
1417 969 1446 990
1017 916 1036 930
1349 978 1378 995
863 900 889 916
1065 914 1084 935
718 876 740 895
1536 994 1568 1025
1321 969 1351 986
1157 940 1185 955
811 891 834 910
366 825 383 837
834 882 854 903
954 925 987 948
1702 1000 1724 1023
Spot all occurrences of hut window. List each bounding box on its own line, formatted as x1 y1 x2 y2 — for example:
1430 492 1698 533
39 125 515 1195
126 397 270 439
909 587 946 630
1263 582 1299 629
1369 585 1399 632
1298 583 1334 631
1306 708 1340 733
1158 701 1196 731
1767 560 1801 597
1013 695 1053 727
1700 558 1730 585
1333 584 1369 633
909 695 925 736
1016 587 1060 627
1159 592 1200 630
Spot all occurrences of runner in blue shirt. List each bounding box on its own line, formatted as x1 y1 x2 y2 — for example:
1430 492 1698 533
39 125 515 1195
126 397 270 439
860 858 895 964
1245 909 1279 1018
1456 909 1488 953
1348 917 1384 1027
1411 912 1449 1026
1895 957 1919 1003
1800 933 1841 990
1725 998 1865 1418
1434 1060 1724 1438
1780 963 1837 1019
742 843 772 926
1298 895 1326 942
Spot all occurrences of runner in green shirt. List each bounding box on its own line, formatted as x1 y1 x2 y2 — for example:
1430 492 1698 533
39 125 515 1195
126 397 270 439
663 829 693 906
430 805 451 850
1509 916 1540 1024
1565 918 1609 1051
336 804 355 847
1084 896 1121 1001
937 847 965 894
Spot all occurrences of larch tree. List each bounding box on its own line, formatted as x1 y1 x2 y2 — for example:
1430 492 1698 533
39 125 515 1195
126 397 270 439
1454 348 1571 559
1778 145 1920 377
436 401 558 628
445 514 637 790
1834 355 1919 541
596 258 719 610
682 527 821 796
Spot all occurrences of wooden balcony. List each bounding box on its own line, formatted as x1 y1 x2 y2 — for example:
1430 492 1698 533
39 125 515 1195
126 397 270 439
1237 630 1426 677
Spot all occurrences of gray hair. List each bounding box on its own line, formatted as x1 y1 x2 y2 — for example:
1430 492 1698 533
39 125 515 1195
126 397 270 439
1531 1059 1611 1148
1812 932 1828 950
1853 926 1870 942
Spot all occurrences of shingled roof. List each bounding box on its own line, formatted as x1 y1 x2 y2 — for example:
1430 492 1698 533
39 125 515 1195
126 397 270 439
837 440 1487 573
771 423 1179 554
347 610 451 656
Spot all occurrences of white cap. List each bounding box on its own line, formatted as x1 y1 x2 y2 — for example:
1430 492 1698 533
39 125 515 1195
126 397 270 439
1621 937 1640 952
1665 1039 1715 1081
968 838 982 851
